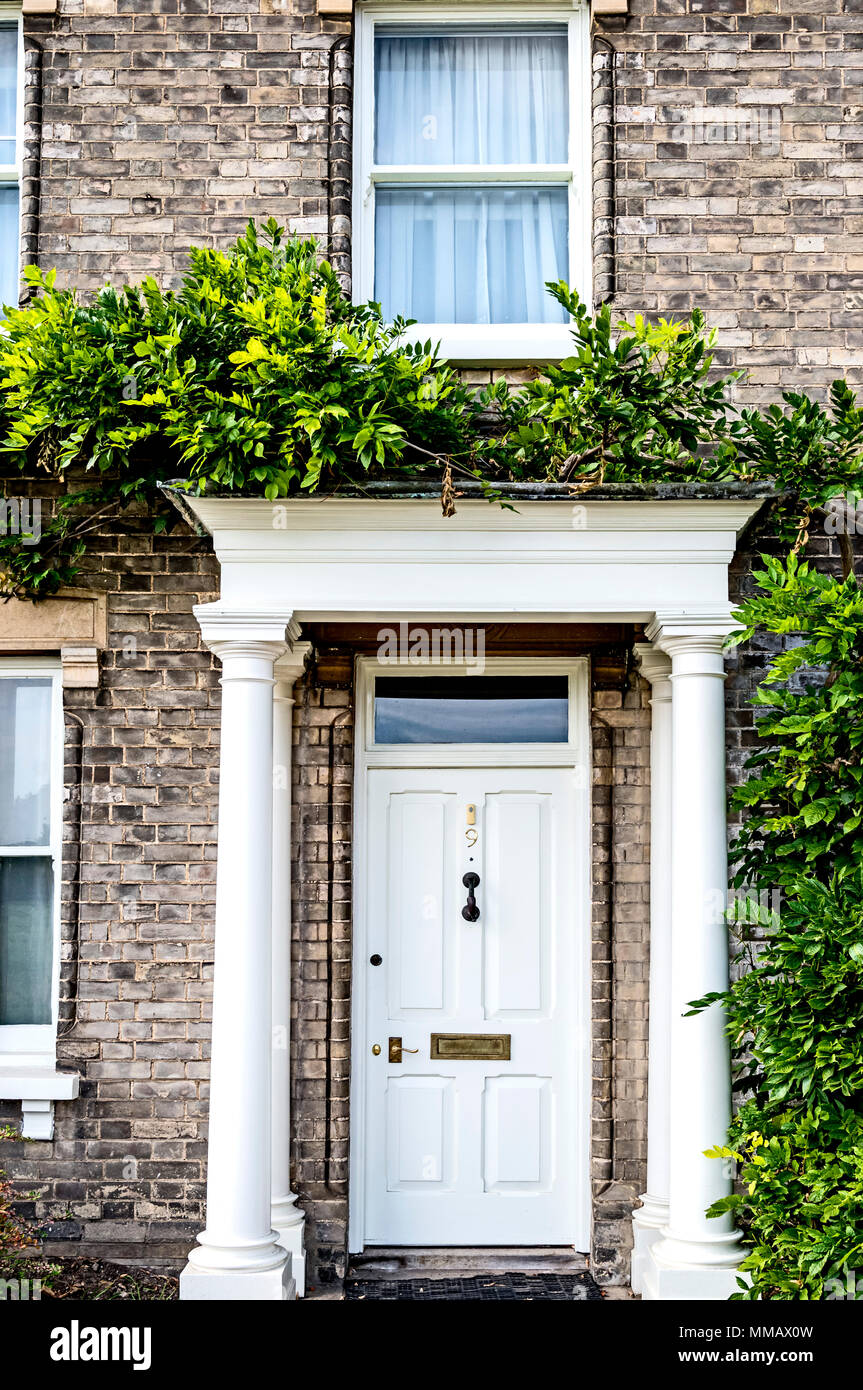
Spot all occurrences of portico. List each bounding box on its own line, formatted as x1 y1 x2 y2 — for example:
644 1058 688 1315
170 483 766 1302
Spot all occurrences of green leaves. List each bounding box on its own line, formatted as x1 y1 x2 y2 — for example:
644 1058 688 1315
483 288 741 485
0 221 483 596
697 558 863 1300
729 556 863 890
3 220 863 602
720 380 863 541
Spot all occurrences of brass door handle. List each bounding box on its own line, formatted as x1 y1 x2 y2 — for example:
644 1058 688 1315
388 1037 419 1063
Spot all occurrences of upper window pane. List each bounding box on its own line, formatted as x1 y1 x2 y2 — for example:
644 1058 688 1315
0 25 16 165
0 678 53 847
374 29 568 165
374 676 569 744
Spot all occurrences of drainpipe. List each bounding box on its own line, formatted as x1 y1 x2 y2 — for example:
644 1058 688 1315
19 35 44 298
327 33 353 265
592 34 617 306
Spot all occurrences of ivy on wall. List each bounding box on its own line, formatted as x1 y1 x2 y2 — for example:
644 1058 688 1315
694 557 863 1300
3 218 862 599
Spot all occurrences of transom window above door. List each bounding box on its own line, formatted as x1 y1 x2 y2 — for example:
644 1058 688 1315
353 4 590 365
375 674 570 743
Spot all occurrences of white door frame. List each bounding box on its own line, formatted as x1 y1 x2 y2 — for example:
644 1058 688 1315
348 653 593 1252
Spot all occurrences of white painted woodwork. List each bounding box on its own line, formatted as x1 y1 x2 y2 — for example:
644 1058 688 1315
363 766 584 1247
630 643 673 1294
179 495 766 1301
179 620 294 1301
182 495 767 624
352 2 593 366
640 619 743 1300
270 644 311 1295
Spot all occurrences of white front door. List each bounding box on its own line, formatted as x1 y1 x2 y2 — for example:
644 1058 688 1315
363 765 584 1246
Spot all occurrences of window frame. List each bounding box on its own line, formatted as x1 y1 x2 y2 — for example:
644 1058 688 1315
359 657 587 766
0 4 23 310
0 657 64 1065
352 0 592 366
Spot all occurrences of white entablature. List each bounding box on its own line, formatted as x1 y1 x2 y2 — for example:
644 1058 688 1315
174 488 768 624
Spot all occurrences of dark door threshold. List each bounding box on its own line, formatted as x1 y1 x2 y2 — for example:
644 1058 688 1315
344 1271 602 1301
344 1247 601 1300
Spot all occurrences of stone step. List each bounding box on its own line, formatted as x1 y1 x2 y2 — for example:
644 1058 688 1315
349 1247 588 1279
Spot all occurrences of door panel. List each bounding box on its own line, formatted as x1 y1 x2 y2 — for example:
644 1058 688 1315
364 766 583 1247
483 792 550 1018
482 1076 553 1192
387 793 453 1014
386 1076 455 1190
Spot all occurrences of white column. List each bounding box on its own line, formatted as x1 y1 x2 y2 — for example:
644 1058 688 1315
630 643 672 1295
181 613 295 1301
641 617 742 1301
270 643 311 1296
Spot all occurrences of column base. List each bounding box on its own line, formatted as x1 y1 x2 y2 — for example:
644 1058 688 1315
630 1193 669 1296
272 1202 306 1298
180 1252 295 1302
641 1234 743 1302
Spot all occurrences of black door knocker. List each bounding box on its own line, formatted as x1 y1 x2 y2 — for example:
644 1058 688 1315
462 871 480 923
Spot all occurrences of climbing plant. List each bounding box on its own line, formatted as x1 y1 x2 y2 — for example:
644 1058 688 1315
4 217 863 600
693 556 863 1300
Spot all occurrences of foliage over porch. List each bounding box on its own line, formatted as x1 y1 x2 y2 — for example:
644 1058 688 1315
1 218 862 600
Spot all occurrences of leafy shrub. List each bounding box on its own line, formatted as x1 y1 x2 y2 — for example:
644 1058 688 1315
693 557 863 1299
0 220 485 597
488 283 739 485
2 221 863 599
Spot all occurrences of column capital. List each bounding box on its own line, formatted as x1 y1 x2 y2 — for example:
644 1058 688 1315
645 608 738 657
644 608 733 650
193 605 299 662
634 642 672 689
274 640 312 693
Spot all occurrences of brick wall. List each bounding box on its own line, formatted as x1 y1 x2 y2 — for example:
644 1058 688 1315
290 665 353 1290
0 508 220 1264
590 677 652 1285
595 0 863 404
23 0 352 293
22 0 863 402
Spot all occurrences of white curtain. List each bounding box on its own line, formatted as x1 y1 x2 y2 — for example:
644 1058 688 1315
0 25 15 164
373 32 569 323
374 32 568 165
0 188 18 313
0 679 52 846
376 186 568 324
